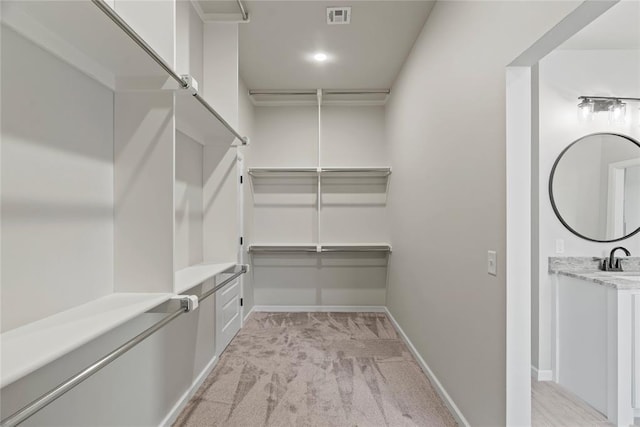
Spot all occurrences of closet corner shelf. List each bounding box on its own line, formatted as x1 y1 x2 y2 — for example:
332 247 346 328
2 0 244 147
175 94 238 147
248 243 392 253
0 292 173 388
174 262 238 294
248 167 391 178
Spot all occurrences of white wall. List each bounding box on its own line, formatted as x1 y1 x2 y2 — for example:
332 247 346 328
246 105 390 307
1 26 114 331
384 2 579 425
535 49 640 373
626 165 640 233
175 131 204 271
176 0 204 90
203 23 238 128
114 0 175 68
202 22 240 265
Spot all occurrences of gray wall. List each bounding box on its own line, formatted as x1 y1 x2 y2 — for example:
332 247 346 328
385 1 578 425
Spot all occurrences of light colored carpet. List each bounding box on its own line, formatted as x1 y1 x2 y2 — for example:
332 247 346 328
174 312 457 427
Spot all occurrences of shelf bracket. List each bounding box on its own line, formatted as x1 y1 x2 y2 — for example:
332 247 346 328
180 74 199 96
146 295 198 314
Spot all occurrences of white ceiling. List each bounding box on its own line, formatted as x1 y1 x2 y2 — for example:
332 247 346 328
559 0 640 50
197 1 435 90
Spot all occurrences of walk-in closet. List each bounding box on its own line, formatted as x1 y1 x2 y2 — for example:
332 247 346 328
2 1 638 426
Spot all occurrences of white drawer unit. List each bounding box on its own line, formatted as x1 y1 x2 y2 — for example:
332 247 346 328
215 279 242 354
634 294 640 410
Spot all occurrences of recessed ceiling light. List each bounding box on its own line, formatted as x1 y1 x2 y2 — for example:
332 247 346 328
313 53 328 62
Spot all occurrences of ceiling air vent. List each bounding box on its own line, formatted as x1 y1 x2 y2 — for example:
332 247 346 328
327 7 351 25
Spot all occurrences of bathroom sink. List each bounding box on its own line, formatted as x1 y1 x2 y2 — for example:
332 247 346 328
611 275 640 282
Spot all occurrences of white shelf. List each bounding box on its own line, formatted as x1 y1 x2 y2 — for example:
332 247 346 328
248 243 391 253
2 0 243 146
248 167 319 177
0 292 172 388
175 94 238 147
174 262 237 294
321 243 392 252
1 0 169 90
321 167 391 177
248 244 319 253
248 167 391 178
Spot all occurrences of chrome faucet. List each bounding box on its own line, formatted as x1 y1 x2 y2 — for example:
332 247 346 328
601 246 631 271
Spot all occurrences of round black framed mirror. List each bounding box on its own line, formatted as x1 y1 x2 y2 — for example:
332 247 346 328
549 132 640 242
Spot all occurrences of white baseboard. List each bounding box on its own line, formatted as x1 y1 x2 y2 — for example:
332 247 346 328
384 308 470 427
252 305 386 313
159 354 219 426
243 305 254 322
531 365 553 381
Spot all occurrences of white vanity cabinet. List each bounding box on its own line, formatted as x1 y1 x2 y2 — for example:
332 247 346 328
554 273 639 426
635 295 640 411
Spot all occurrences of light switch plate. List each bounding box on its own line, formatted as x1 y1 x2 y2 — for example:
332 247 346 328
487 250 497 276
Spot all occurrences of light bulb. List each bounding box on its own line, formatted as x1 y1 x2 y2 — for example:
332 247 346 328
609 100 626 124
577 99 594 122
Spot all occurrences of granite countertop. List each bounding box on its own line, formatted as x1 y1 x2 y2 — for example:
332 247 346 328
549 257 640 291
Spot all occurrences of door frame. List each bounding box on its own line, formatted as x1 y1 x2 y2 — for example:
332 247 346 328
236 150 245 325
505 1 619 424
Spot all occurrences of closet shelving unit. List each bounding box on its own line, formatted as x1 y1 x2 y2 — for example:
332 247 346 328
174 263 239 295
0 293 172 389
247 90 392 255
248 167 392 177
1 0 246 390
1 0 246 145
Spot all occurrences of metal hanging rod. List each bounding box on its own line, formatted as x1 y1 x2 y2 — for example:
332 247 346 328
248 245 318 253
192 93 248 144
249 89 391 96
248 245 392 253
324 90 391 95
236 0 249 21
91 0 247 145
199 265 248 302
321 167 392 175
0 302 190 427
321 245 391 253
91 0 186 89
579 96 640 102
1 263 248 426
247 167 391 176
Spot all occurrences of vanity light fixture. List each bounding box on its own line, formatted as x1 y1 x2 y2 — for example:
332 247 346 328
609 99 626 124
577 98 595 121
577 96 640 124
